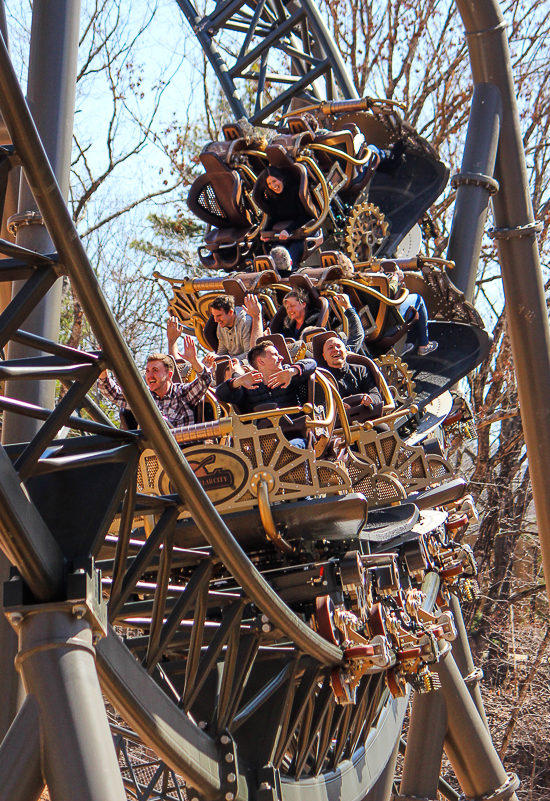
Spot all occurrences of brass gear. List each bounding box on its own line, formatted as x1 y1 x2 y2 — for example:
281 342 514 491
344 202 389 263
375 353 415 405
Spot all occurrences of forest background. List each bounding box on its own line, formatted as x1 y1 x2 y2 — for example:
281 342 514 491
5 0 550 796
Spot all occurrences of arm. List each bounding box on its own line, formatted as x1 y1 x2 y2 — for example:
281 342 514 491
216 370 262 404
167 316 183 360
97 373 126 408
294 358 317 381
344 308 365 353
244 294 264 348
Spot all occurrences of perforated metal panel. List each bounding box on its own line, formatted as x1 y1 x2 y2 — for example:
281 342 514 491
317 466 344 487
240 437 258 468
259 434 279 465
281 463 311 486
381 437 396 465
274 447 298 471
144 456 160 489
198 184 228 220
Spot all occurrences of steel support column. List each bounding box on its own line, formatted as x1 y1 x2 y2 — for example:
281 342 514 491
448 594 488 728
446 82 501 301
0 693 43 801
2 0 81 443
436 651 518 801
455 0 550 594
13 609 126 801
398 690 448 800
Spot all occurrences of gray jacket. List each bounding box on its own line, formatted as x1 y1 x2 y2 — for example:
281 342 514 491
217 306 253 360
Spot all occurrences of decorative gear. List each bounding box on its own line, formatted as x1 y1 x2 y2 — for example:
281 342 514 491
375 353 415 404
344 202 389 263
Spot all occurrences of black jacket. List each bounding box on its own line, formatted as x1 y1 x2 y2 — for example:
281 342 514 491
216 359 316 414
326 361 383 409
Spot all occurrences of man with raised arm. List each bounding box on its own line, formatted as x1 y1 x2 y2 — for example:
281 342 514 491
216 340 316 448
98 335 212 428
208 293 264 360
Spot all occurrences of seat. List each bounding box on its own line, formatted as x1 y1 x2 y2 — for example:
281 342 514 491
187 152 255 271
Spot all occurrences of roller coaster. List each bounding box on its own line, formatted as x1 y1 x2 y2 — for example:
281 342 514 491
0 0 546 800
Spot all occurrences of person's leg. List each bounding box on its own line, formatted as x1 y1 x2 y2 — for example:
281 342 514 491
287 240 304 270
413 295 429 347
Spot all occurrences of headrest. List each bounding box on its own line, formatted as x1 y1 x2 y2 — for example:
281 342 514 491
312 330 345 368
256 333 293 365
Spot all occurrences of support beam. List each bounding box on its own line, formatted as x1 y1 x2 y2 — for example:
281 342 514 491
399 690 448 800
14 609 126 801
455 0 550 600
447 82 501 301
2 0 81 443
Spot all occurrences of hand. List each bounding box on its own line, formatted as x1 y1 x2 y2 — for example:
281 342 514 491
233 370 263 389
278 230 290 241
360 394 374 407
333 293 352 310
202 352 217 370
180 335 202 372
267 366 298 388
167 316 183 346
244 294 262 319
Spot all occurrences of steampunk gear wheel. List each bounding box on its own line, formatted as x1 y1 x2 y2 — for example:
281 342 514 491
375 353 416 404
344 202 389 263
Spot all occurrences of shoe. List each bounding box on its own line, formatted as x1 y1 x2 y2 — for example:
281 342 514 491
401 342 415 357
417 341 438 356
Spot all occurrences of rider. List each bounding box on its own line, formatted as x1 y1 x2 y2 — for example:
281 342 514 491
208 294 263 360
98 336 212 428
215 340 316 448
317 333 385 423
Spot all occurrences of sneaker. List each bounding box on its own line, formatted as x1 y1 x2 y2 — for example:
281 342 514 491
417 341 438 356
401 342 415 357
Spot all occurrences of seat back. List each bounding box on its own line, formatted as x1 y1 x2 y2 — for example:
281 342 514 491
188 154 251 230
256 333 293 365
203 314 219 352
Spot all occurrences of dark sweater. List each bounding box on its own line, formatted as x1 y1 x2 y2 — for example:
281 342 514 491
264 175 311 234
216 359 316 414
326 361 383 409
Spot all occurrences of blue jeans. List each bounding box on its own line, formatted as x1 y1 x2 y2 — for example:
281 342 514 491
289 437 307 449
400 294 429 347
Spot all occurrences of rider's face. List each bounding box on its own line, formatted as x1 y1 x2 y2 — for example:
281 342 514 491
266 176 284 194
323 337 347 368
145 360 172 395
284 297 306 320
259 345 283 372
212 307 235 328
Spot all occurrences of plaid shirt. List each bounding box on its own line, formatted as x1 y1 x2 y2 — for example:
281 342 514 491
98 370 212 428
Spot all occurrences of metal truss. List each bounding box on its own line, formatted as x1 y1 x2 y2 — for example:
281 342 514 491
175 0 357 125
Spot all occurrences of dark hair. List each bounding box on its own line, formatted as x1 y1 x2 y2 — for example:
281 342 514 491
146 353 174 371
210 295 235 314
248 340 274 369
283 289 308 306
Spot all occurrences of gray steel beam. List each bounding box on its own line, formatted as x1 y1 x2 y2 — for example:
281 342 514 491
14 609 126 801
399 690 448 800
2 0 81 444
436 651 517 801
446 82 501 301
0 694 44 801
448 594 488 728
454 0 550 596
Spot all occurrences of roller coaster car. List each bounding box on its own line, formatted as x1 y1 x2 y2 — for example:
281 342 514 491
187 150 258 271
